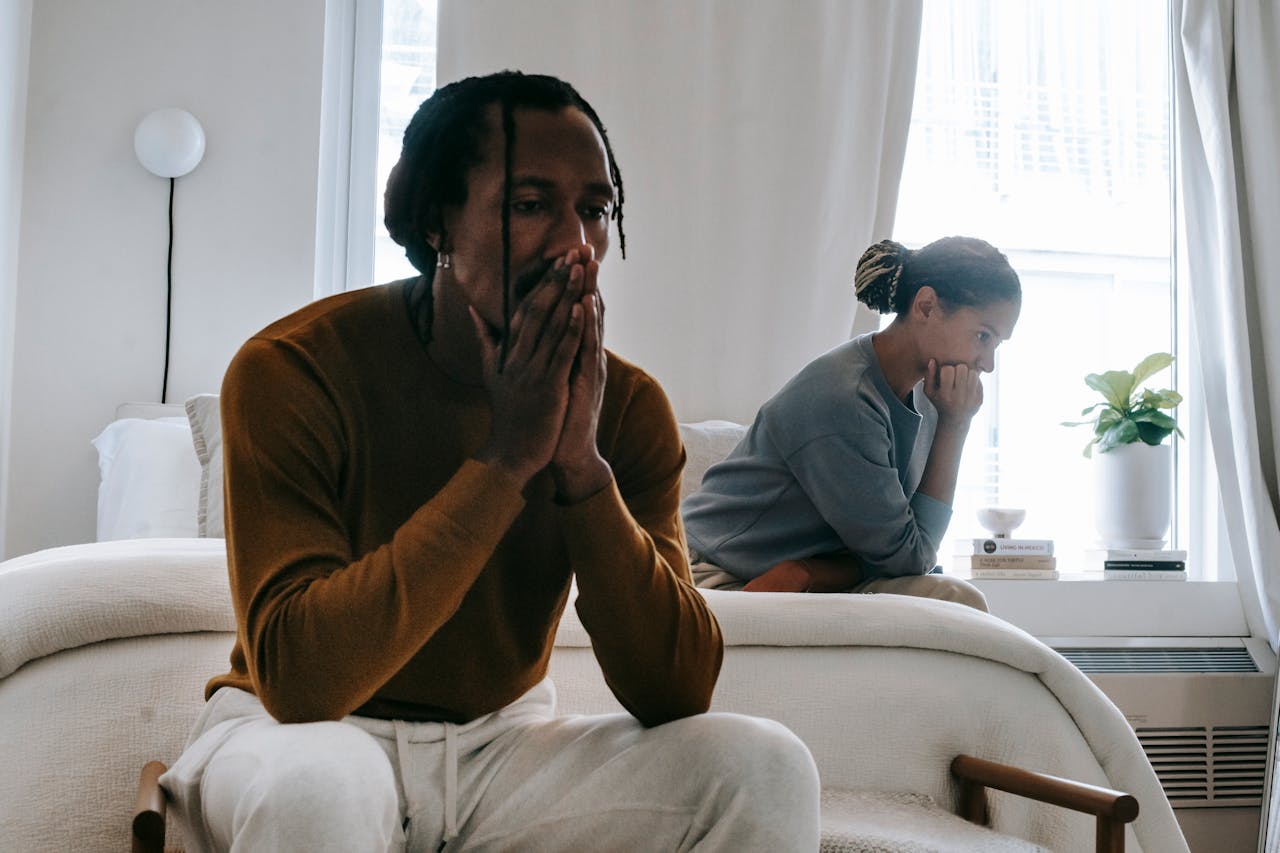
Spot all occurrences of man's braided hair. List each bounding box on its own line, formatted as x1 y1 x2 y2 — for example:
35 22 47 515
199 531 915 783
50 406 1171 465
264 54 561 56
853 236 1020 315
384 71 625 349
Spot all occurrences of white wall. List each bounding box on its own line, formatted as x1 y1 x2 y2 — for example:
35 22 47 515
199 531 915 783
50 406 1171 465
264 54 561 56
4 1 327 557
0 0 33 558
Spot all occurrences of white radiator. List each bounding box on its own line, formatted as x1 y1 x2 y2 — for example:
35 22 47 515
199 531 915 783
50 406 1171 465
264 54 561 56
1047 637 1276 809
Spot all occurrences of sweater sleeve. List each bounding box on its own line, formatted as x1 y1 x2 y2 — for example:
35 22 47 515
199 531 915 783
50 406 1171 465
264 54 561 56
221 339 526 723
784 416 951 579
561 374 723 726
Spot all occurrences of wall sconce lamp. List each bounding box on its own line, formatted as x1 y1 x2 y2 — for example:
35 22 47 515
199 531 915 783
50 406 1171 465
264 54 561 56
134 108 206 403
134 108 205 179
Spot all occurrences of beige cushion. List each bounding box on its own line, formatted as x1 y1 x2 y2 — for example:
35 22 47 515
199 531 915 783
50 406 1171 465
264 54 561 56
677 419 746 501
184 394 224 537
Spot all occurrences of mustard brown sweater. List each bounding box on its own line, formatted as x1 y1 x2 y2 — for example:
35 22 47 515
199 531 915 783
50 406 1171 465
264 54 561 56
207 281 722 726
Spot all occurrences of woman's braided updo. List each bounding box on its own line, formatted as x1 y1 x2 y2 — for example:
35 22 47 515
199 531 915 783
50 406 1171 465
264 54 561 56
853 240 909 314
853 236 1020 315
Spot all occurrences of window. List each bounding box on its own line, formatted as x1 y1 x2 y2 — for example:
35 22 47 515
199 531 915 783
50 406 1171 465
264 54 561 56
893 0 1211 574
373 0 438 285
313 0 437 296
345 0 1222 578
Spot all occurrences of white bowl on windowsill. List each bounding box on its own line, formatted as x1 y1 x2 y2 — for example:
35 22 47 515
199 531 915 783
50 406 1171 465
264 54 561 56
976 507 1027 539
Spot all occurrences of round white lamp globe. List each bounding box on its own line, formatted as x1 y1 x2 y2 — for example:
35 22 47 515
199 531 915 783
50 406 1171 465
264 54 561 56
134 108 206 178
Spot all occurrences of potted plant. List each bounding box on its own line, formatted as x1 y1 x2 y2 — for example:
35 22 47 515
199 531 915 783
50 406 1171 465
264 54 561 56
1063 352 1183 548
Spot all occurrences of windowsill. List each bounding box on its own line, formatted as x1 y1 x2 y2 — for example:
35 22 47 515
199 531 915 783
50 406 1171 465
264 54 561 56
960 571 1208 582
965 575 1248 638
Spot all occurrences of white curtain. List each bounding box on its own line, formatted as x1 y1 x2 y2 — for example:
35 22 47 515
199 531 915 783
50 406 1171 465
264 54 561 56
1173 0 1280 646
436 0 922 423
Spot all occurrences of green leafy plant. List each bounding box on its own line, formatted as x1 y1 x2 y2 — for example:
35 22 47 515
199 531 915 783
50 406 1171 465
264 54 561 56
1062 352 1183 457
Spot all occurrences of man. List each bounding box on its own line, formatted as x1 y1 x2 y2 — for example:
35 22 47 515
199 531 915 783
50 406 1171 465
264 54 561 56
161 71 819 852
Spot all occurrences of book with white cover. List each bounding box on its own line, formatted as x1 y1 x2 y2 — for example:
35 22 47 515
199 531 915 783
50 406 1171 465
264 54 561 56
1085 549 1187 574
953 554 1057 570
1103 560 1186 571
1086 548 1187 561
1102 569 1188 581
955 538 1054 556
968 568 1060 580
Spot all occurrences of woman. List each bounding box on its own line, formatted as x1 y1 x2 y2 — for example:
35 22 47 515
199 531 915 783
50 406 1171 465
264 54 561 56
681 236 1021 609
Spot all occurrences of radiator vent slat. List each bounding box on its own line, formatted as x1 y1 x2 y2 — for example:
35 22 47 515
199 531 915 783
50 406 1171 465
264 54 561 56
1055 647 1259 673
1135 726 1270 804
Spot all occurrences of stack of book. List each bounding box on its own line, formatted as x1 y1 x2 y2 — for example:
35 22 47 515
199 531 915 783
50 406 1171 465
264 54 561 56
1086 548 1187 581
952 538 1057 579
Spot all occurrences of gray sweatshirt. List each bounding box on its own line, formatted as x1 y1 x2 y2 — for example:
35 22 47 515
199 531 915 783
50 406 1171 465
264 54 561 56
682 333 951 580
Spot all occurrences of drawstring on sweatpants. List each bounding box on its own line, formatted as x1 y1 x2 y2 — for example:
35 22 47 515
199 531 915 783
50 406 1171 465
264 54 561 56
393 718 459 849
443 723 458 844
393 721 413 840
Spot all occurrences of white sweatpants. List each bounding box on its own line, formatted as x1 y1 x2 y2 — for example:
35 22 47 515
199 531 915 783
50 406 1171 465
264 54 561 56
161 679 820 852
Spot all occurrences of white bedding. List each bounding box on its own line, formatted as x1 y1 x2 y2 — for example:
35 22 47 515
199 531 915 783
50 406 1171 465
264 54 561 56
0 537 232 680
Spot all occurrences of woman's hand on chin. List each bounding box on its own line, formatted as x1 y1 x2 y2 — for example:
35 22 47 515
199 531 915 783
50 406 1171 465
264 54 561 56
924 359 983 427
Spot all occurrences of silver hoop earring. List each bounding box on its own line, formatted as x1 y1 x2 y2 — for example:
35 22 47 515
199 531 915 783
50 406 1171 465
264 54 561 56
436 252 452 270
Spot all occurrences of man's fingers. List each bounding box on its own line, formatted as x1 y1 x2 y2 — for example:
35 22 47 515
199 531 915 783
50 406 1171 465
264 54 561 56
506 276 566 367
535 265 583 365
553 303 586 382
583 291 600 352
500 246 596 378
529 264 587 374
468 307 498 377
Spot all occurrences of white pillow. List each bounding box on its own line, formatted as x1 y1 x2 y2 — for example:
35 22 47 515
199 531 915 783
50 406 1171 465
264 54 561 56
185 394 224 538
92 417 202 540
677 420 747 502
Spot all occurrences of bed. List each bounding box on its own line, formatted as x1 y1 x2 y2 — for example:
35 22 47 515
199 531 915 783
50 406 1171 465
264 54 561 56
0 401 1190 851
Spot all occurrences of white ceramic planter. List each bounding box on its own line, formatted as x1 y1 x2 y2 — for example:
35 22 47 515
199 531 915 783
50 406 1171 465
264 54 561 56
1093 441 1173 548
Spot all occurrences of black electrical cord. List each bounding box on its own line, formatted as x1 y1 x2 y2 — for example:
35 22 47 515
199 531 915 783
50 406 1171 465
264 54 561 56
162 176 174 403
